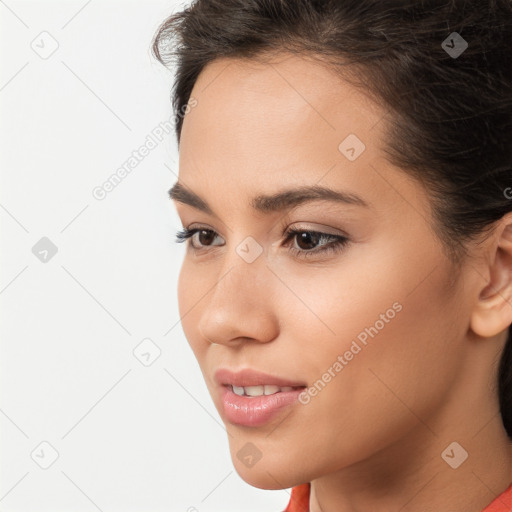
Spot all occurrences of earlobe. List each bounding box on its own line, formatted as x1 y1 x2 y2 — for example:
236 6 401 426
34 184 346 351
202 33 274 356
470 218 512 339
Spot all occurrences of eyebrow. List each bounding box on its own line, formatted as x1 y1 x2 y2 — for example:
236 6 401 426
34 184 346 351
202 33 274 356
168 181 370 217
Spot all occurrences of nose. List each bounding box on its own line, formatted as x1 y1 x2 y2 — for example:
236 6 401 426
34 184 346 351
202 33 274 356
197 255 280 347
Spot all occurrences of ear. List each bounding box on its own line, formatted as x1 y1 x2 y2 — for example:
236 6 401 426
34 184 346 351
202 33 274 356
470 213 512 338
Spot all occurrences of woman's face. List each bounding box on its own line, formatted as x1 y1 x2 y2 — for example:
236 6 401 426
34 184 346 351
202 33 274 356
173 53 480 488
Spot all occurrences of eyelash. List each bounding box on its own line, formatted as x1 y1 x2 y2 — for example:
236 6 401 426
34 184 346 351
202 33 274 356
174 227 350 259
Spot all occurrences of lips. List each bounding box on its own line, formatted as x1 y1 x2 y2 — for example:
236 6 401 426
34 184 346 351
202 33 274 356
221 385 305 427
214 367 307 389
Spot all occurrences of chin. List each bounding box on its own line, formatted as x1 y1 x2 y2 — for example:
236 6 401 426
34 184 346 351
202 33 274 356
232 461 297 490
227 441 309 490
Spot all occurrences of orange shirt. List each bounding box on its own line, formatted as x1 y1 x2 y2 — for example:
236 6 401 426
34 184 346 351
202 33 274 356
283 482 512 512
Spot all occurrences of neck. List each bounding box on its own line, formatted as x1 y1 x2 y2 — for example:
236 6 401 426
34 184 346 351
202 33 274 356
310 424 511 512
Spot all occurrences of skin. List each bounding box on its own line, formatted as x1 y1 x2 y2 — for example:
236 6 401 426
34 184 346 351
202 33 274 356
172 52 512 512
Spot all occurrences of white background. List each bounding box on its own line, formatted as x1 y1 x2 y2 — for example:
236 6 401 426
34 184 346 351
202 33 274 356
0 1 291 510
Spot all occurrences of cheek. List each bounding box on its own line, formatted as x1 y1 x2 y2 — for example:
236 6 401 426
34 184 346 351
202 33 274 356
256 244 464 470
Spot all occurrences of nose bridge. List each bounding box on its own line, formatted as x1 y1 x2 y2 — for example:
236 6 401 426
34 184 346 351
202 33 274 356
210 245 267 313
215 232 268 298
198 244 278 344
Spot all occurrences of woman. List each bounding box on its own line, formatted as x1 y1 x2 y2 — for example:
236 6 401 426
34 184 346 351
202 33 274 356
152 1 512 510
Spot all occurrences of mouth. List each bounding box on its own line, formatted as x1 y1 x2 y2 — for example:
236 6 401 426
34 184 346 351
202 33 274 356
214 368 307 427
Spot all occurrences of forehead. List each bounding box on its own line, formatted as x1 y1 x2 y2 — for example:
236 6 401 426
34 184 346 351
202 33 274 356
177 53 427 221
182 52 386 148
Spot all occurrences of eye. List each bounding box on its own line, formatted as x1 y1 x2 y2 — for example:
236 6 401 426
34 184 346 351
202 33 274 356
175 227 223 249
174 226 350 259
282 229 350 259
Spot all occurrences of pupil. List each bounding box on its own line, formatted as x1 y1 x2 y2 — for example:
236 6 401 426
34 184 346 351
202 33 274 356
297 232 319 250
199 230 215 245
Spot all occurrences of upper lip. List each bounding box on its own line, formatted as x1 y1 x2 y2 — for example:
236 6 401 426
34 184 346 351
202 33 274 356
214 368 307 388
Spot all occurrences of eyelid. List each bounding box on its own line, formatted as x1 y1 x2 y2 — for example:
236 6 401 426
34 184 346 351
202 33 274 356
287 222 349 238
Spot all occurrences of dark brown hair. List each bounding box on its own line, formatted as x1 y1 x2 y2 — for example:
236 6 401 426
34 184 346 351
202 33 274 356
151 0 512 438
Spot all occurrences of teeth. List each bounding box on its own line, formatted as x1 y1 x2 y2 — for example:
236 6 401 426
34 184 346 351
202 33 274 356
245 385 264 397
264 385 280 395
230 384 299 397
232 385 245 396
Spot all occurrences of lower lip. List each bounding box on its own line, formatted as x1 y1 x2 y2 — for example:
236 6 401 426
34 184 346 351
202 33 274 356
220 386 305 427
